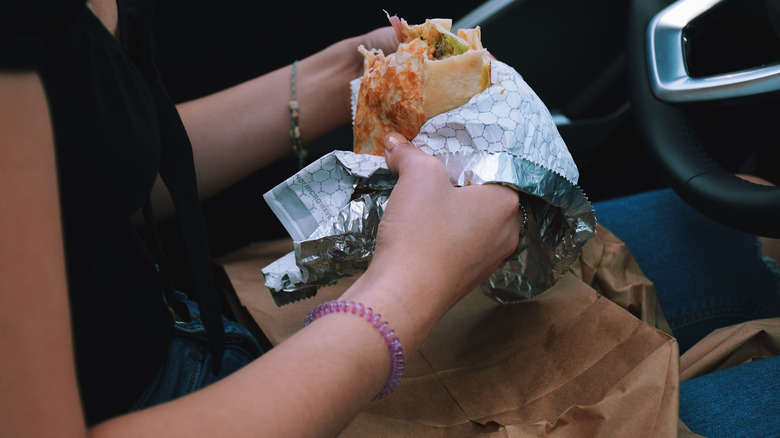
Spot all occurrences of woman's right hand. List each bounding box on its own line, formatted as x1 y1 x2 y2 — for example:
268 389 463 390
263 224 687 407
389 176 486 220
375 132 521 304
339 132 522 354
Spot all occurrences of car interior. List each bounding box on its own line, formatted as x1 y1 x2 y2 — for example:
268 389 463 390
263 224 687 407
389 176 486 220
149 0 780 274
132 2 780 433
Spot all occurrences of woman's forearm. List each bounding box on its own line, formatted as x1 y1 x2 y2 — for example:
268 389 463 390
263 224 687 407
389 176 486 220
177 36 366 200
91 275 422 438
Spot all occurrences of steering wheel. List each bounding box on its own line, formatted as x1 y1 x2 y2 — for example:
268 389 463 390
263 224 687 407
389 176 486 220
627 0 780 237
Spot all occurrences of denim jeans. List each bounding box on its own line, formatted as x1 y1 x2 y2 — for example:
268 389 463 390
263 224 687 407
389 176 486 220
132 296 264 411
679 355 780 438
594 188 780 437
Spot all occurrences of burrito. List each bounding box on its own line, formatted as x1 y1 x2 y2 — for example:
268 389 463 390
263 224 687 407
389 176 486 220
353 15 492 155
263 15 596 306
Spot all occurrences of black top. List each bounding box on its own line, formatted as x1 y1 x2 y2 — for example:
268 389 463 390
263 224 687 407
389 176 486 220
0 0 224 425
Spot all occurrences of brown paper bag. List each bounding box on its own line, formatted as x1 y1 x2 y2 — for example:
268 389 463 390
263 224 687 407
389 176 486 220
679 318 780 382
340 272 679 437
216 225 776 437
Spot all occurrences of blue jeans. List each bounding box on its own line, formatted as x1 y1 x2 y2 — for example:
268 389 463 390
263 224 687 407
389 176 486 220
679 355 780 438
594 188 780 437
132 296 263 411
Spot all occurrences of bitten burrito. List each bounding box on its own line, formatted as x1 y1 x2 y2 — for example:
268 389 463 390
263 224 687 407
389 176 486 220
262 15 597 306
353 16 491 155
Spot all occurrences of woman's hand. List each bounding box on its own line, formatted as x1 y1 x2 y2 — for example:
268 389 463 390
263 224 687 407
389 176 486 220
376 132 521 305
336 26 399 114
340 132 522 354
358 26 400 55
178 26 399 204
342 26 399 78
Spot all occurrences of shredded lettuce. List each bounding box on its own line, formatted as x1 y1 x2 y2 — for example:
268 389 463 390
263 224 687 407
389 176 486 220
434 34 470 58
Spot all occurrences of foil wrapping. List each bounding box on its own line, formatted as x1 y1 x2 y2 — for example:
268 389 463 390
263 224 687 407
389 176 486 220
262 60 597 306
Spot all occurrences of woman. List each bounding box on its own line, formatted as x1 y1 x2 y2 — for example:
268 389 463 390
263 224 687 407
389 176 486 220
0 0 522 436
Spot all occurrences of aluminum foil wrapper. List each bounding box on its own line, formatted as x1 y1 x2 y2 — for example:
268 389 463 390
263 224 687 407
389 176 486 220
262 60 597 306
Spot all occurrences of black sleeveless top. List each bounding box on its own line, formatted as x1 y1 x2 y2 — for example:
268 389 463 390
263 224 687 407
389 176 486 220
1 0 224 425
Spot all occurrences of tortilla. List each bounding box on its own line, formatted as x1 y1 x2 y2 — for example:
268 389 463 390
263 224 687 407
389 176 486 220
353 16 491 155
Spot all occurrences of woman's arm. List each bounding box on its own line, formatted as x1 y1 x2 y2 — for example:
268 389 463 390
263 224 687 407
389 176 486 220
91 133 521 438
0 64 519 438
176 27 399 201
0 72 519 435
0 70 384 438
0 72 87 437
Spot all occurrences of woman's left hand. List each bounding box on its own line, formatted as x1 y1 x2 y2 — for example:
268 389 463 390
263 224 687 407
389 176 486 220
353 26 400 60
338 26 399 101
177 26 399 202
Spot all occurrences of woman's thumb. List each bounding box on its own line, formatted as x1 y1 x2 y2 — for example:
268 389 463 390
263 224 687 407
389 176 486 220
383 132 420 175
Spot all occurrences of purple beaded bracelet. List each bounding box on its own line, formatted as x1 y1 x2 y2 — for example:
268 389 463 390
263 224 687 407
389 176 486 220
304 300 404 400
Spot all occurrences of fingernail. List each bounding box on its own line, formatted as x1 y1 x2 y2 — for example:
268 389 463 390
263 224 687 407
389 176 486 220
383 132 407 152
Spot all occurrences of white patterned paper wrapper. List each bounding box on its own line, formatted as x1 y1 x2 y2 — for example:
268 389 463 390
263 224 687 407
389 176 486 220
262 60 596 306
